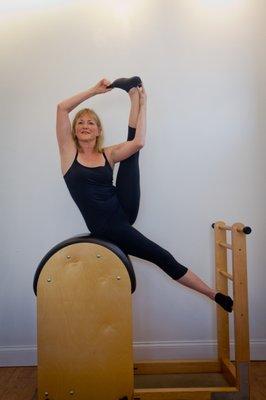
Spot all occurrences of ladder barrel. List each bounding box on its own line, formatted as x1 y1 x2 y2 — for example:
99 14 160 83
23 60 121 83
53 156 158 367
33 234 136 400
33 223 251 400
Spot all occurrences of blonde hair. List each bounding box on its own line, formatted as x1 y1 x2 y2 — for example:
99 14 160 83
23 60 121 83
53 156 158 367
71 108 104 153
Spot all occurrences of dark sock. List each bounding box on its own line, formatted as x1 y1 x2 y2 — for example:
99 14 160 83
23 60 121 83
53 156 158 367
215 292 233 313
107 76 142 92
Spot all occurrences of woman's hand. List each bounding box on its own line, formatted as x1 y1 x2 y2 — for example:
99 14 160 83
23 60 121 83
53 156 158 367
137 84 147 107
92 78 113 95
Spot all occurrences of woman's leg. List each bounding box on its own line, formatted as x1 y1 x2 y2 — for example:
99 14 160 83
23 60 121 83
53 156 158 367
99 222 188 280
177 270 215 299
116 88 140 225
98 222 232 312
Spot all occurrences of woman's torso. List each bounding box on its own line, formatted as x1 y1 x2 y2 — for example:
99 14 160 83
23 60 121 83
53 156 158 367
62 147 128 234
60 146 115 176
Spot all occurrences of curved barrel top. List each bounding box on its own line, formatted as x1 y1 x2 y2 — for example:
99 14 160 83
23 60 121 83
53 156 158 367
33 233 136 295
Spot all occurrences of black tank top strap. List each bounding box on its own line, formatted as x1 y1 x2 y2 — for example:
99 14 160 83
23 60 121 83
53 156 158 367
102 150 107 161
102 149 113 171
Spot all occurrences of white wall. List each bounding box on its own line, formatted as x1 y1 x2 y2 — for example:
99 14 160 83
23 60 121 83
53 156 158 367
0 0 265 366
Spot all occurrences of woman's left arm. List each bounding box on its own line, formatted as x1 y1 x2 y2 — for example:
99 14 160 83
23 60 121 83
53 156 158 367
107 140 143 164
105 86 147 164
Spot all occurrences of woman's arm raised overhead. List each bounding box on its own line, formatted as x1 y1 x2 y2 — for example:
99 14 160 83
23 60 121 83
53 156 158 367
106 85 147 164
56 79 112 150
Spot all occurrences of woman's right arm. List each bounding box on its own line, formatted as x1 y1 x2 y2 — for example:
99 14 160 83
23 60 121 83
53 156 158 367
56 79 112 150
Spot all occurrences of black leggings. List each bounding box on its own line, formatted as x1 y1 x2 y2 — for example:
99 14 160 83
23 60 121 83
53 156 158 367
97 126 188 281
116 126 141 226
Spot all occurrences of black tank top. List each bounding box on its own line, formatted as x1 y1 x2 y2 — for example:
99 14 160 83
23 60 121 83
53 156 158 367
63 149 126 234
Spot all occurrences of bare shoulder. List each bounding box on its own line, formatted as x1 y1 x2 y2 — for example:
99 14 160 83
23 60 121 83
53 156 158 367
103 146 115 169
58 137 77 176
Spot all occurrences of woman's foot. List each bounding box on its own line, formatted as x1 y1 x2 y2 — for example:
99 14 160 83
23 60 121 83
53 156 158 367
215 292 233 313
107 76 142 92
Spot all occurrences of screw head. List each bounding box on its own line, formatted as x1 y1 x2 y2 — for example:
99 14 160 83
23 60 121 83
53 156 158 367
47 278 52 283
117 276 121 280
67 255 71 259
96 254 101 258
69 390 75 395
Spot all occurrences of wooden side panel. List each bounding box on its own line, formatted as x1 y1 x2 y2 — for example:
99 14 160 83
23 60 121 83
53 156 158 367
37 243 133 400
232 223 250 364
232 223 250 394
214 222 230 362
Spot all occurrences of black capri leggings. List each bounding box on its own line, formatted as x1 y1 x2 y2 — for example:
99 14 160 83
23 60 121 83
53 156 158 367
98 211 188 280
96 126 188 281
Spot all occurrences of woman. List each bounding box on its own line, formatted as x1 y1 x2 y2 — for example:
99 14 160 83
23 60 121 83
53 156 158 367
56 76 233 313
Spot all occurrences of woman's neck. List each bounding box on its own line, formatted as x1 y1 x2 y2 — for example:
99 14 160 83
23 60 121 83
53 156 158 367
78 141 98 155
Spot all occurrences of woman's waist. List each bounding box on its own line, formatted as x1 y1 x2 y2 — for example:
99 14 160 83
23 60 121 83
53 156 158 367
81 202 129 235
70 184 118 201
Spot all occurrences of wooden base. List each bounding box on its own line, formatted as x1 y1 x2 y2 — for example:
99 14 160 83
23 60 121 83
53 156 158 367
37 243 134 400
133 360 249 400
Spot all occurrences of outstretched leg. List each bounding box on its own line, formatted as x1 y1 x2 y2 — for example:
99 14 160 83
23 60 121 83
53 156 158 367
116 87 141 225
98 222 233 313
177 270 216 299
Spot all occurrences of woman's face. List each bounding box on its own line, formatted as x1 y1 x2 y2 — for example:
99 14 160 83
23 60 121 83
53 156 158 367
75 114 100 143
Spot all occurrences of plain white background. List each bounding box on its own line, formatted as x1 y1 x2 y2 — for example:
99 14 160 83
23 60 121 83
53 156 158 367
0 0 265 365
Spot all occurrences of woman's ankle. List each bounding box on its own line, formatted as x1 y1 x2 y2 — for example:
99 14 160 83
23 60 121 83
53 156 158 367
210 290 216 301
129 87 138 97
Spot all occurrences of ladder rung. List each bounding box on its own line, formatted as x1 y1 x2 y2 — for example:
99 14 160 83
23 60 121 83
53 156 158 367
218 269 233 281
218 241 232 250
218 224 232 231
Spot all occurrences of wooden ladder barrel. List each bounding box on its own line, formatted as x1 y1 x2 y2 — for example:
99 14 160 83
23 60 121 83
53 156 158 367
33 234 136 400
33 221 252 400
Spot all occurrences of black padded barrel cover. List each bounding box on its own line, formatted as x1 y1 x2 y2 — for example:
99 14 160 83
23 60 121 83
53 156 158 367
33 233 136 295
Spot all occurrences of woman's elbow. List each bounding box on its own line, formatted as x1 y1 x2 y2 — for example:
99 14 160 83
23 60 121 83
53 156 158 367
136 140 145 149
57 103 66 110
